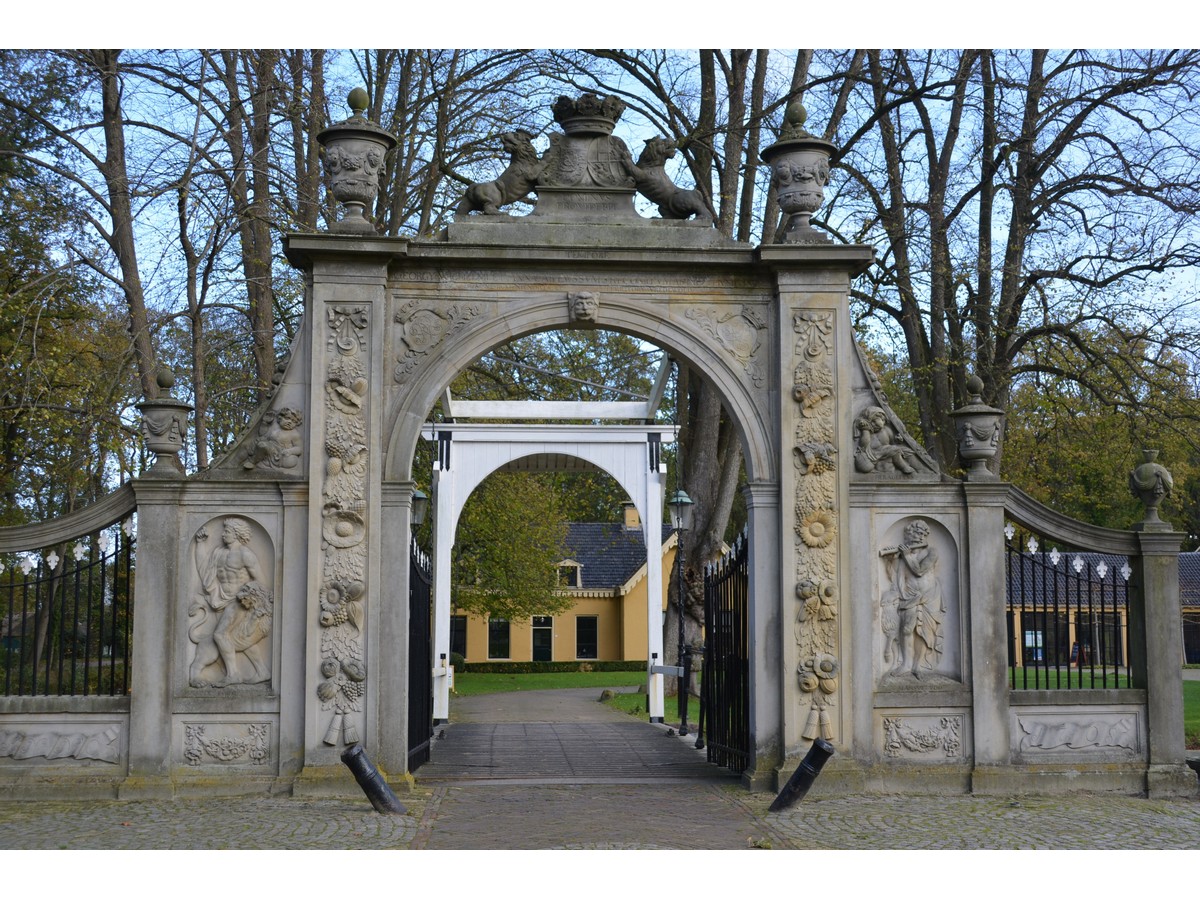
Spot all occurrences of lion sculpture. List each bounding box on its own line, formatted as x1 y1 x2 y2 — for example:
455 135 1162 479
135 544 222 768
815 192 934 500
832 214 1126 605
457 130 542 215
624 137 710 221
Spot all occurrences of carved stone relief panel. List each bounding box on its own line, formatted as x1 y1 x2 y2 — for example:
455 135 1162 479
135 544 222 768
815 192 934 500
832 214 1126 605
182 722 271 766
241 406 304 474
0 723 121 764
1014 709 1143 758
791 309 840 742
849 340 938 480
876 516 961 686
319 305 371 747
393 296 484 383
188 516 275 689
880 714 965 760
685 305 767 386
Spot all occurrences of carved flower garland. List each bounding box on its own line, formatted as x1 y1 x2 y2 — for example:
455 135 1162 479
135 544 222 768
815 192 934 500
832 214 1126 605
792 310 840 742
319 305 370 747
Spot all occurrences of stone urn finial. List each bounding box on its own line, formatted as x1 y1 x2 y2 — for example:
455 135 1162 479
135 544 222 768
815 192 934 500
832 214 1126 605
949 374 1003 481
136 366 193 477
1129 449 1174 531
761 100 836 244
317 88 398 235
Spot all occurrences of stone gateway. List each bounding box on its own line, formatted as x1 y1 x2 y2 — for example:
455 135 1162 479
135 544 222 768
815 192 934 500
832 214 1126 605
0 91 1192 802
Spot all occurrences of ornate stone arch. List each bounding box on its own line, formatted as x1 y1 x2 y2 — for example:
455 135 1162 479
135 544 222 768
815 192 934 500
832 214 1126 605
381 287 777 487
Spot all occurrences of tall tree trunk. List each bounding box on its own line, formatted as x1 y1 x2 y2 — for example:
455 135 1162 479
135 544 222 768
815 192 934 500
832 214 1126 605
88 49 157 399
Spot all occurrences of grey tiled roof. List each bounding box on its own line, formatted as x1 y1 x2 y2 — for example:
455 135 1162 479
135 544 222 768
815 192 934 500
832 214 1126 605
562 523 674 590
1002 551 1200 608
1182 552 1200 608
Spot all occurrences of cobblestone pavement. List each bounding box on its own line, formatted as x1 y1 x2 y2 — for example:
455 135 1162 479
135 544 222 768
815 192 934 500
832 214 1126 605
2 784 1199 850
2 688 1199 851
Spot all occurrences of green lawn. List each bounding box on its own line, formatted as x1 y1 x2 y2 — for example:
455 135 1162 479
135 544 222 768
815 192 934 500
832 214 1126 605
455 669 1200 747
453 669 702 728
1185 682 1200 748
452 669 647 697
1009 667 1131 689
604 688 701 727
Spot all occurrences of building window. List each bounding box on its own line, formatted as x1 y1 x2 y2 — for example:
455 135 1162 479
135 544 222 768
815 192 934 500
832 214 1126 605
576 616 598 660
558 562 580 588
532 615 552 662
488 618 510 659
450 615 467 659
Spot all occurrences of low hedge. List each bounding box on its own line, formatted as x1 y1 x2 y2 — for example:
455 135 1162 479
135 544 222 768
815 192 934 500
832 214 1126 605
457 660 647 674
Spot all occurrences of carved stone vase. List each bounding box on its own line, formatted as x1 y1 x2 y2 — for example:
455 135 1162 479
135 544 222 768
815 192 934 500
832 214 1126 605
136 367 192 477
317 88 398 234
949 375 1003 481
761 101 835 244
1129 449 1174 531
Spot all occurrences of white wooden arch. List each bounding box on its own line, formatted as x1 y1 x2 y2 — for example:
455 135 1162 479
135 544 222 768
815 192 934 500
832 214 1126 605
424 419 678 722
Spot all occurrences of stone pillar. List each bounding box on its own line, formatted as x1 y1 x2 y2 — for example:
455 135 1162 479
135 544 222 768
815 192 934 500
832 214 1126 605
1130 531 1195 797
276 483 310 778
743 480 781 790
283 235 407 784
960 481 1012 791
377 482 419 776
123 479 185 798
760 244 872 787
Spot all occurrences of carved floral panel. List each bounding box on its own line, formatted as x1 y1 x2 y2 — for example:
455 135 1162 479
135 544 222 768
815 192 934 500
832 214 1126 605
182 723 271 766
319 305 371 747
792 309 840 742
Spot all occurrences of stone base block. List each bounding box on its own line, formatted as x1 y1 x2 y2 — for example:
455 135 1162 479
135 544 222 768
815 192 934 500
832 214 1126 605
117 775 175 800
168 773 290 799
1146 764 1199 799
772 755 868 796
290 764 361 799
970 763 1146 796
0 773 122 801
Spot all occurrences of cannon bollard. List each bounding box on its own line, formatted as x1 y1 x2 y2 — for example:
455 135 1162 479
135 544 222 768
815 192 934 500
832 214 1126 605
340 744 407 815
768 738 834 812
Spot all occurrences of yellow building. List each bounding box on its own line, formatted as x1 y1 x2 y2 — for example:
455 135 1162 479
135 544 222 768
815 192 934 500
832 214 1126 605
451 505 676 664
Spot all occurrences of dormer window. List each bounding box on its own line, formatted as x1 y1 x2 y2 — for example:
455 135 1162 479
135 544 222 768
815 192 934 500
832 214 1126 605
558 560 582 588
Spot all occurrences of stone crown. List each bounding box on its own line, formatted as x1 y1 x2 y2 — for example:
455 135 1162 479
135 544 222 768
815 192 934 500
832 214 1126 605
552 92 627 135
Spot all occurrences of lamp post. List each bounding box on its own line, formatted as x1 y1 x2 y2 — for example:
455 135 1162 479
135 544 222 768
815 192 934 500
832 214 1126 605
667 489 694 735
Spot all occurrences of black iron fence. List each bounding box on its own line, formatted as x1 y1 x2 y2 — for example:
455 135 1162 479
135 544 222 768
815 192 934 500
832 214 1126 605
2 516 135 697
701 531 750 773
1004 520 1131 689
407 537 433 771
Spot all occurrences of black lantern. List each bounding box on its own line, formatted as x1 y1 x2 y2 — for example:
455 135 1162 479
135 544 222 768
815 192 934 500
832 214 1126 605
411 488 429 528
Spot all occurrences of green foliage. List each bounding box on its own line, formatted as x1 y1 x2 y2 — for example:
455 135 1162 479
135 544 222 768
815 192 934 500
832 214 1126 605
1002 332 1199 539
453 471 571 620
0 51 137 521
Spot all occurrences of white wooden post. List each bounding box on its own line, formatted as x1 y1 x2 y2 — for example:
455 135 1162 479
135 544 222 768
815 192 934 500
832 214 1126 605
644 463 666 721
431 460 455 723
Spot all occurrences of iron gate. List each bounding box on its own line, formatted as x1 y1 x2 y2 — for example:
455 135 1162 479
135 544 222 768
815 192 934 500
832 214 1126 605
407 537 433 771
701 531 750 773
